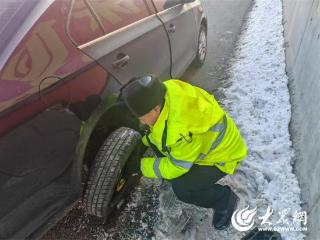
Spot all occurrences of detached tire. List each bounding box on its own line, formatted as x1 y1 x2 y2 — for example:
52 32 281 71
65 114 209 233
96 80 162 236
83 127 141 219
193 24 207 67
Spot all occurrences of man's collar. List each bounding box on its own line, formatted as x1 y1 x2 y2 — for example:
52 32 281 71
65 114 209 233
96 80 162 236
150 98 168 139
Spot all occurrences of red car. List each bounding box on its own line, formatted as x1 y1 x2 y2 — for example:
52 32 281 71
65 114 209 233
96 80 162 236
0 0 207 238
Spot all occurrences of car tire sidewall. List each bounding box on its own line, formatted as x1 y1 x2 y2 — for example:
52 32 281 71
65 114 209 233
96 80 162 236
193 24 207 67
83 127 141 219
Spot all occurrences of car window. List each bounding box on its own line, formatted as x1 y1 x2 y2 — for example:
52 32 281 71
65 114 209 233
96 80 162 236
152 0 182 12
0 0 37 54
67 0 105 45
88 0 152 34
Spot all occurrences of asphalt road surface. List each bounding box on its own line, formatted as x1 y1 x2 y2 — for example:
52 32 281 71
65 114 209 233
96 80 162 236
42 0 253 239
183 0 253 92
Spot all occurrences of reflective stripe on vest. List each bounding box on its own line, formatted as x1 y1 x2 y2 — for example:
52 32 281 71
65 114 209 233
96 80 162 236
169 154 193 169
153 151 194 178
153 157 163 178
199 115 227 163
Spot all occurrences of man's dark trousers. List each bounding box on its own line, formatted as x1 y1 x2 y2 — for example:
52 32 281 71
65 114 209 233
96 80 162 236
169 164 231 211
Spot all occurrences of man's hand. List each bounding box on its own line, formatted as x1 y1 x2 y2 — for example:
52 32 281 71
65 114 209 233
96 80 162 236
126 157 141 176
125 140 147 175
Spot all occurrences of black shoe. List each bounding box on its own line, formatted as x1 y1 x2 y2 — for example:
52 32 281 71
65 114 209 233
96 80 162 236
212 186 239 230
241 227 282 240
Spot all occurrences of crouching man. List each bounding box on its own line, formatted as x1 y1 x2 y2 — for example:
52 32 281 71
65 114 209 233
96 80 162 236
121 75 247 230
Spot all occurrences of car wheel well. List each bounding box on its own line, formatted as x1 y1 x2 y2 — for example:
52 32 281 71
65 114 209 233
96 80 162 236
81 101 141 170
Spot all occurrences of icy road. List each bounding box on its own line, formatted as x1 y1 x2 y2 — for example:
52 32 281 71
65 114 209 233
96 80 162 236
43 0 305 239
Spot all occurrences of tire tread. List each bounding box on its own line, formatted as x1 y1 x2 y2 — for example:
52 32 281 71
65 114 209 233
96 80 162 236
83 127 141 218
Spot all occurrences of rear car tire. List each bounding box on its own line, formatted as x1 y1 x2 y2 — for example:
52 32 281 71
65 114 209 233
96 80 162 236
193 24 207 67
83 127 142 219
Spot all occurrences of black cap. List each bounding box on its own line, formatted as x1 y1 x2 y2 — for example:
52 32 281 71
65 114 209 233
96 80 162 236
121 75 166 117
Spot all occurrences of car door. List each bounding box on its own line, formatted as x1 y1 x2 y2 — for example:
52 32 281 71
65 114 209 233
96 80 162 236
152 0 198 78
78 0 171 84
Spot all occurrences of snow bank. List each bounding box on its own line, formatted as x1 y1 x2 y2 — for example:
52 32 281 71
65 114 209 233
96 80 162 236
222 0 305 238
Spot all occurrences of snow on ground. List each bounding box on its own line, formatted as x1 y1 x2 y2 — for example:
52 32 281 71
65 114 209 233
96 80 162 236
43 0 306 239
219 0 306 238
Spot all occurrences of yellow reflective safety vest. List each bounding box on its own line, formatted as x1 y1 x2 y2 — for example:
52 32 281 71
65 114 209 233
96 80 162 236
140 80 247 179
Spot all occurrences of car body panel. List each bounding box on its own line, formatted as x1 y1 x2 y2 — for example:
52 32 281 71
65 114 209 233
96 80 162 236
0 0 110 136
153 0 199 77
0 0 111 238
0 0 207 238
0 107 81 239
80 13 172 84
0 0 54 71
79 0 171 84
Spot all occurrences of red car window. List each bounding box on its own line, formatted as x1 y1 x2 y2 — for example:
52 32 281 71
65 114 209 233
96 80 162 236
152 0 182 12
88 0 152 34
67 0 104 45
